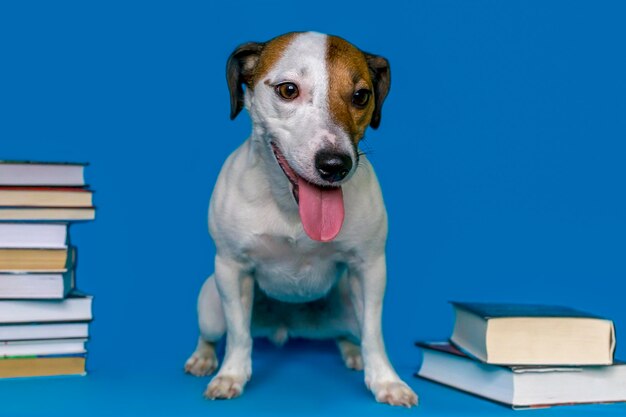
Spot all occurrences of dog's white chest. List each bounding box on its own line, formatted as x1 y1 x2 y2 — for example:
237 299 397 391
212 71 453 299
246 234 347 303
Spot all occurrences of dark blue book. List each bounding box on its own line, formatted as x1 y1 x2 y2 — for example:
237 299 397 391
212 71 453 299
450 301 615 365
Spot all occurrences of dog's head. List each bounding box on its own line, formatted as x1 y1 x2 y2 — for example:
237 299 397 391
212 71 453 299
227 32 390 242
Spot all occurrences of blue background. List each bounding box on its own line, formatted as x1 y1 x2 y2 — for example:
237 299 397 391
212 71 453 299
1 1 625 415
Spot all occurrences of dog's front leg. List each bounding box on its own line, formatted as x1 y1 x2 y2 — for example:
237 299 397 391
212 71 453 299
354 254 418 407
205 254 253 400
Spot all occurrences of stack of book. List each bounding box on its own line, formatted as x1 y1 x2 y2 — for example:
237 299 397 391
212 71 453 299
0 161 95 378
416 302 626 409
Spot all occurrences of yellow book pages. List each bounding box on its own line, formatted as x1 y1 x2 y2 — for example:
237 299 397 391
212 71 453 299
0 248 68 271
0 188 92 207
0 357 85 378
0 207 96 221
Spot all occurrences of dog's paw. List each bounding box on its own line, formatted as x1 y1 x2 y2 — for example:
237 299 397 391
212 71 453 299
371 380 418 408
184 352 218 377
337 339 363 371
340 346 363 371
344 351 364 371
184 339 218 377
204 375 246 400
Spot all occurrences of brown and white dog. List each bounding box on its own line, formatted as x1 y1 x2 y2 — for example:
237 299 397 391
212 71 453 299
184 31 418 407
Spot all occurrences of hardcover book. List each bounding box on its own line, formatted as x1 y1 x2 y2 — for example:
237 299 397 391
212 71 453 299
0 207 95 221
0 322 89 341
0 338 87 356
0 187 93 208
450 301 615 365
0 248 69 272
0 293 93 324
0 223 68 248
0 247 75 299
0 355 86 378
0 270 74 299
416 341 626 409
0 161 86 186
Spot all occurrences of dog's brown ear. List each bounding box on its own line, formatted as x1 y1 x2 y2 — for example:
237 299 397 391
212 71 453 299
226 42 265 120
364 53 391 129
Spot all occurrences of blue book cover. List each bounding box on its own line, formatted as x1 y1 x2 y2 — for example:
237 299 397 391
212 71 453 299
450 301 607 320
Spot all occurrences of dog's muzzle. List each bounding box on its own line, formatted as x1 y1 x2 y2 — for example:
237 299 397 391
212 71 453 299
271 142 345 242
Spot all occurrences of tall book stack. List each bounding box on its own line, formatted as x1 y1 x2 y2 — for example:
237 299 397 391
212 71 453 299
0 161 95 378
416 302 626 409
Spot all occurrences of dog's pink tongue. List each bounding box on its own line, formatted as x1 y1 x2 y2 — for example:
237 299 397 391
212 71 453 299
298 178 344 242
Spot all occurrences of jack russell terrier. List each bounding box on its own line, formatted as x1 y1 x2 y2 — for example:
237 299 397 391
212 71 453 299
184 31 418 407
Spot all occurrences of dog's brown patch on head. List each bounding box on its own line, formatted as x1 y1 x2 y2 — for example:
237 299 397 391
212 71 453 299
326 36 375 143
250 32 299 88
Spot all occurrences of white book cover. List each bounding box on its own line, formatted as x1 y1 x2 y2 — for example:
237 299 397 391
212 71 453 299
0 223 68 249
0 294 92 324
417 341 626 409
0 322 89 341
0 338 87 356
0 161 85 186
0 271 74 299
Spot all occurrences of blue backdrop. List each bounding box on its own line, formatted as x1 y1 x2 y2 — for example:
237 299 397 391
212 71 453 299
1 1 625 416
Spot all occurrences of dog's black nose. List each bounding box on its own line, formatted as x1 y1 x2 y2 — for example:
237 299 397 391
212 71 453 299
315 150 352 183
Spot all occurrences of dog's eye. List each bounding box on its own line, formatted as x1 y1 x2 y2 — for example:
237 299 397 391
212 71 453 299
352 89 371 108
275 82 299 100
